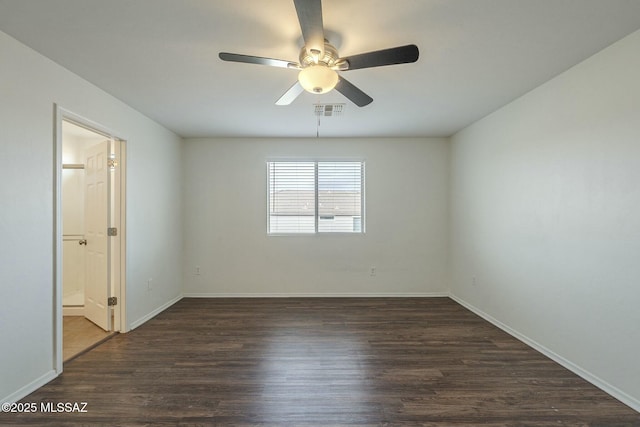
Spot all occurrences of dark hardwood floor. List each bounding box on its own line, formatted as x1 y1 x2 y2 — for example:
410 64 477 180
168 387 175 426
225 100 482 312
3 298 639 426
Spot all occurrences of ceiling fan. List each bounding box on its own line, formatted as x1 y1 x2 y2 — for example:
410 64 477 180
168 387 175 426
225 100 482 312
219 0 419 107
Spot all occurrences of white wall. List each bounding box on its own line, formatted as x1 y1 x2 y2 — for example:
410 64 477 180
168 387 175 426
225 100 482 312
62 163 85 301
182 137 449 297
61 131 94 303
450 29 640 409
0 30 183 402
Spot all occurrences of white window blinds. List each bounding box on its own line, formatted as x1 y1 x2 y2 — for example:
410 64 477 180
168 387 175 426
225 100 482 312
268 161 364 234
268 162 315 234
318 162 363 233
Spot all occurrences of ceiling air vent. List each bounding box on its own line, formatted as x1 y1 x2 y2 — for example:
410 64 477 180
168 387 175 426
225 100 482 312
314 103 345 117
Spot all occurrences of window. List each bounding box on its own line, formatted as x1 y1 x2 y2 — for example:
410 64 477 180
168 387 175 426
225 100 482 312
268 161 364 234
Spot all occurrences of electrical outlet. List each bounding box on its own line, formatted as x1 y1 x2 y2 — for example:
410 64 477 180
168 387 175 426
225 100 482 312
370 267 377 277
472 276 477 286
195 266 201 276
147 278 153 291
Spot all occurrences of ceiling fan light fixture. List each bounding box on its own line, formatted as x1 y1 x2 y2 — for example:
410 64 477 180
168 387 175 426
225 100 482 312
298 65 338 94
219 1 419 107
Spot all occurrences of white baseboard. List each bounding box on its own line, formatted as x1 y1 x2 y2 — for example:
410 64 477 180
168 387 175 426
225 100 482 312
449 293 640 413
62 306 84 316
1 370 57 405
183 292 450 298
128 294 183 331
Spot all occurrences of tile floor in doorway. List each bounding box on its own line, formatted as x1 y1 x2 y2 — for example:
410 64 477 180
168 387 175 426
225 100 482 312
63 316 114 362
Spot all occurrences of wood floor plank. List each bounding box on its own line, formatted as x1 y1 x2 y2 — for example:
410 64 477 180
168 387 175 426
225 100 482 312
2 298 638 426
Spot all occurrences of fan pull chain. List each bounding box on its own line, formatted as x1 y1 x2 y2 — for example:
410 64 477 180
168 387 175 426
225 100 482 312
316 116 320 138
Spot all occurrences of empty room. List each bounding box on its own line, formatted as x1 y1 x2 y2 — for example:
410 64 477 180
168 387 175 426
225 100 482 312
0 0 639 425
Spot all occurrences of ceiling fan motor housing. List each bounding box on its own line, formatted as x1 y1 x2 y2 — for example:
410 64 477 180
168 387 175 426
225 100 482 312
297 41 344 94
299 41 343 68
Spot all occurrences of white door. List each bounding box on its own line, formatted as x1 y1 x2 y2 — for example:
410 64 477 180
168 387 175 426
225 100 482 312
84 140 111 331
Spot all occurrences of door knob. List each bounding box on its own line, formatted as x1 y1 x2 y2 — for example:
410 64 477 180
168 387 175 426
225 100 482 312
79 239 87 246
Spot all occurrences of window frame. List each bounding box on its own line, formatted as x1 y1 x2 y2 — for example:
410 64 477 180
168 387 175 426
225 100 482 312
266 159 366 236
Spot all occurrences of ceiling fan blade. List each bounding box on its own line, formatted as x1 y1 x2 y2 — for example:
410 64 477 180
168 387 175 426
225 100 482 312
293 0 325 56
276 82 305 106
334 76 373 107
219 52 300 69
341 44 419 70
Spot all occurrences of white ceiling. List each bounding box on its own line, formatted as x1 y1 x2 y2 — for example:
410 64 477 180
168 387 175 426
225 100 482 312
1 0 640 138
62 120 108 142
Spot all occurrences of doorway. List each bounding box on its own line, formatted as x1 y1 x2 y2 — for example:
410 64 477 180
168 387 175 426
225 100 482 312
54 107 126 370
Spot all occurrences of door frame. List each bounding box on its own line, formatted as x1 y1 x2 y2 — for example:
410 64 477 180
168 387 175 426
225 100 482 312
53 105 127 373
